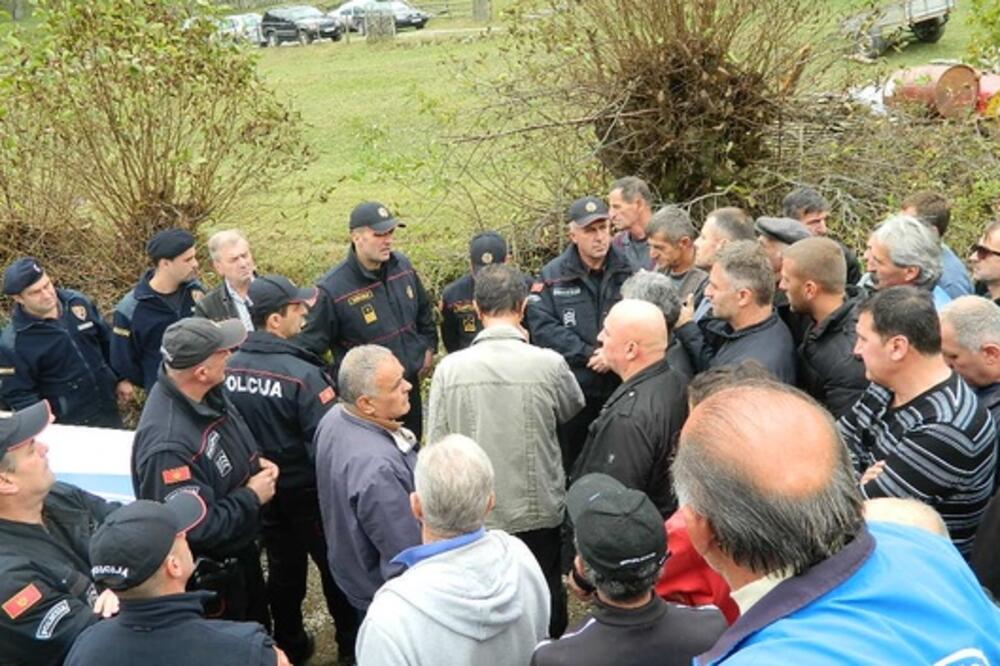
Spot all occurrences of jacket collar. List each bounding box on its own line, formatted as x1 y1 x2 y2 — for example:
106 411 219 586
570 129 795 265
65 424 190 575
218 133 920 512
134 269 200 305
117 591 215 629
10 290 72 331
977 382 1000 410
556 244 631 280
697 526 875 665
239 330 325 365
346 245 399 282
155 366 227 420
702 310 781 341
471 323 528 345
604 357 671 407
389 527 486 572
591 595 667 627
808 287 862 340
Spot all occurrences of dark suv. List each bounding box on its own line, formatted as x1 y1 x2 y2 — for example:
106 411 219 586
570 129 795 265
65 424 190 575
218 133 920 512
261 5 343 46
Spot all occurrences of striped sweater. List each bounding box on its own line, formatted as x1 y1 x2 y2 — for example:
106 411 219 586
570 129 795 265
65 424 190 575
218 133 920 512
838 372 997 557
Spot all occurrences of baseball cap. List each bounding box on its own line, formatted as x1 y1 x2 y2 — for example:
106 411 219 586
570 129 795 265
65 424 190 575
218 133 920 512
567 196 610 227
3 258 45 295
469 232 508 271
754 216 811 245
160 318 246 369
567 473 667 580
349 201 406 234
146 229 196 261
90 492 207 591
249 275 317 319
0 401 51 458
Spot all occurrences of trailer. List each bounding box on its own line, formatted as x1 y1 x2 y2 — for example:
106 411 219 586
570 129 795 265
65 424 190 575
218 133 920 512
843 0 956 58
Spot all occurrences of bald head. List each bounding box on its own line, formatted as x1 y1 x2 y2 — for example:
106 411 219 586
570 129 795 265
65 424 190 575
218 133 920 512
864 498 949 538
598 299 667 380
672 381 863 576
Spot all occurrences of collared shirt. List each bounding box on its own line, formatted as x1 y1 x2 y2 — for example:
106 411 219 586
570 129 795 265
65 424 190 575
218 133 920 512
390 528 486 571
226 281 254 332
730 570 792 615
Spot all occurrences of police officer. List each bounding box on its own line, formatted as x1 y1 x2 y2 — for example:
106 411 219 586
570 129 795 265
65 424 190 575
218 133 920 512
131 317 277 625
298 201 438 439
224 275 359 664
526 196 633 471
111 229 205 391
0 400 122 665
0 258 130 427
439 231 509 353
65 492 289 666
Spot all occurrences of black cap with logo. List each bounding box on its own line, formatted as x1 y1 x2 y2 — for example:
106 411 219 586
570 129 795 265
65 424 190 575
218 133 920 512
160 318 246 369
567 473 667 580
0 401 51 458
349 201 406 234
469 232 508 271
249 275 317 320
89 492 207 591
567 196 611 227
3 257 45 296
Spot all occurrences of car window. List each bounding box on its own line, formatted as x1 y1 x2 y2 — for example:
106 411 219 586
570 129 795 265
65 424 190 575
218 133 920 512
288 7 325 19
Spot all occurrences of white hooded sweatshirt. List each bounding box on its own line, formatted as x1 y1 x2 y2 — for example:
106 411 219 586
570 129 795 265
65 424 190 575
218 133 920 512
356 529 550 666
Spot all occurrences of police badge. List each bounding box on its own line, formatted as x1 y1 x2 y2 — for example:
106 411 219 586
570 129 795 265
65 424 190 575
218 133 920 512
70 305 87 321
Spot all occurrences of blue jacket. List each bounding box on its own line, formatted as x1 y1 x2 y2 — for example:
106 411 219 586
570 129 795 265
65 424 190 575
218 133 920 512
939 243 974 299
314 404 420 610
64 592 277 666
0 289 120 427
699 522 1000 665
297 248 437 381
110 270 204 389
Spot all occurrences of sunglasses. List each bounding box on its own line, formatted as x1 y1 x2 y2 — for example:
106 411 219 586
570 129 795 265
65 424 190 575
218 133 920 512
971 243 1000 260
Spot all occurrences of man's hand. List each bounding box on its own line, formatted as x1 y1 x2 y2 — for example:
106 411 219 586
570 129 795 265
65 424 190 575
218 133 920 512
418 349 435 379
115 379 135 405
861 460 886 486
92 589 119 618
246 458 279 505
586 348 610 374
274 646 291 666
676 294 695 329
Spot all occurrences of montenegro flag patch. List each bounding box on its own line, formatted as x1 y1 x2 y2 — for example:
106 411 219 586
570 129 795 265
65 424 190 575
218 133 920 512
3 583 42 620
162 465 192 485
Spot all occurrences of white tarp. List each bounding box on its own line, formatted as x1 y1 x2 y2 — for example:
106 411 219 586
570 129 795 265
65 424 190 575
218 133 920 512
45 423 135 502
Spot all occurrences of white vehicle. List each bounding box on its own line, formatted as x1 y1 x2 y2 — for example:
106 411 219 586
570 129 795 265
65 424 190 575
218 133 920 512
843 0 956 58
329 0 429 33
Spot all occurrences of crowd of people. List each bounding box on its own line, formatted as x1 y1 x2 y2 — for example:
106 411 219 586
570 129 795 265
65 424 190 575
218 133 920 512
2 178 1000 665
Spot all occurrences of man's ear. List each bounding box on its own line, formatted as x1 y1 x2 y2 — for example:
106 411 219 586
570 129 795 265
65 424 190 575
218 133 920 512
680 505 714 558
410 492 423 522
356 394 376 416
473 300 482 320
981 342 1000 366
0 470 19 496
888 334 910 362
736 287 754 308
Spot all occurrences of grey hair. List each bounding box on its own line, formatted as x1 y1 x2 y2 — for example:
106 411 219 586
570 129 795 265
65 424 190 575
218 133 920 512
415 434 495 537
870 215 942 288
578 546 661 602
207 229 249 262
940 295 1000 352
646 206 696 244
337 345 395 405
610 176 652 205
672 382 864 576
716 240 775 306
782 186 829 219
621 270 681 330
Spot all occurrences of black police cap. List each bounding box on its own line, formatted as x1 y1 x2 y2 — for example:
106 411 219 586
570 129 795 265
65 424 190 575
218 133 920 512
349 201 406 233
567 196 610 227
146 228 196 261
3 257 45 295
469 232 508 271
248 275 317 320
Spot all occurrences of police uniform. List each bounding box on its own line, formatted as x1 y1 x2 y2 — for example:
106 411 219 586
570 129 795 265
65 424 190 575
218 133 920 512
225 276 359 661
66 492 278 666
526 198 633 471
439 273 480 353
297 202 437 439
110 269 204 391
131 320 268 626
0 288 121 428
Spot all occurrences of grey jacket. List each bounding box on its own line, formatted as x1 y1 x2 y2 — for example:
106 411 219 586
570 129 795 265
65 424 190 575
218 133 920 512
314 404 421 610
427 324 585 533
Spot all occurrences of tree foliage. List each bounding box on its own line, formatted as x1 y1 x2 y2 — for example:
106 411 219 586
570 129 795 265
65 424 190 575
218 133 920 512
0 0 311 307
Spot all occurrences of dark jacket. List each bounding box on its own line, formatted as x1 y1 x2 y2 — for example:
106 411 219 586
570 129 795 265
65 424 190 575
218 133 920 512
572 358 688 516
526 245 633 397
314 404 421 610
531 596 726 666
841 241 863 287
439 273 480 353
0 483 119 666
111 270 205 389
224 331 337 491
64 592 277 666
676 310 797 384
971 381 1000 597
194 283 241 322
0 289 121 427
131 368 262 559
796 293 868 419
297 248 437 380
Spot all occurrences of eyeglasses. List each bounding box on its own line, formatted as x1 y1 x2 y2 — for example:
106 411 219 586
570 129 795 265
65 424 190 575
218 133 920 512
971 243 1000 260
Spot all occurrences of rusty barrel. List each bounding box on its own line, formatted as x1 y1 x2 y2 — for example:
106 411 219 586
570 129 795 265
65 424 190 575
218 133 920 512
885 64 980 118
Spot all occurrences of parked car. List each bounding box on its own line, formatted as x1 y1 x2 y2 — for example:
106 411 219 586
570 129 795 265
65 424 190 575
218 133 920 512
261 5 344 46
227 13 264 46
329 0 429 33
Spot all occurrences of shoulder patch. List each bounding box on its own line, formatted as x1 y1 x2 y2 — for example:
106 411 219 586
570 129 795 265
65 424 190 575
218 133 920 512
115 290 139 319
530 282 545 294
318 386 336 405
112 326 131 338
162 465 192 485
3 583 42 620
0 367 14 376
35 599 70 639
